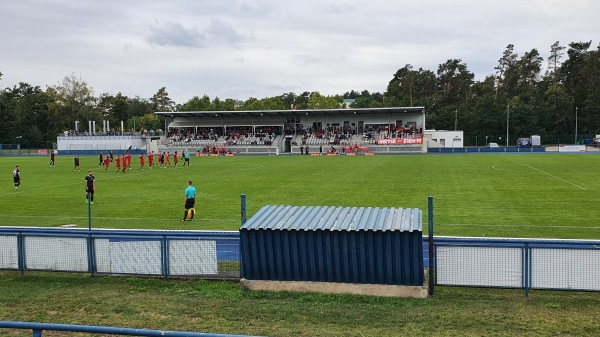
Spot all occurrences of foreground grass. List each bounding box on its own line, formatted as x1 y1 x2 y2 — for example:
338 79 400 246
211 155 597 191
0 271 599 337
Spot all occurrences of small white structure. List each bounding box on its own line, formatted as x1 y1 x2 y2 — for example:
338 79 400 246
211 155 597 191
423 130 464 148
57 135 148 152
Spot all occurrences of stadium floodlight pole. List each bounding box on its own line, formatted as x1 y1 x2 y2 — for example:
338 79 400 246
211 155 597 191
506 103 510 147
454 109 457 131
16 136 22 155
575 107 578 144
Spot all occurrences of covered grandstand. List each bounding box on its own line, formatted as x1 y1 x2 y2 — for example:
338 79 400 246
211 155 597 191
155 107 427 155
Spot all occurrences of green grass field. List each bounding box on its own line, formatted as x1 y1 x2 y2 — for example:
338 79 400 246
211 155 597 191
2 153 600 239
2 153 600 336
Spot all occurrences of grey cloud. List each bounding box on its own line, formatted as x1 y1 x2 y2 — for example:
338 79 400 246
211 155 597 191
207 19 246 45
146 21 205 48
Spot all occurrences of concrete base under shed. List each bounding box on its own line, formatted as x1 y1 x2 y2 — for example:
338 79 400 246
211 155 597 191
240 279 429 298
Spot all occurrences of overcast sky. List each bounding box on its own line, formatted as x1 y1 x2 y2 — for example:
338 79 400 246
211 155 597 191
1 0 598 104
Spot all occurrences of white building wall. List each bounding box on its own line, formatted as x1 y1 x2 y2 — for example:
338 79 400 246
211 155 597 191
424 130 464 148
57 136 147 151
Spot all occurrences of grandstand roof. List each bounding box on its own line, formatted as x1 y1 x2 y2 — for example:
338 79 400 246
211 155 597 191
155 107 424 119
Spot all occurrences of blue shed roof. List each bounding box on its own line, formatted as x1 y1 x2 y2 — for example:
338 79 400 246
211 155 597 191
241 205 422 232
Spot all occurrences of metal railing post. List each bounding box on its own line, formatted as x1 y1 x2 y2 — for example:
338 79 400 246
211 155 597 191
428 196 434 296
241 194 247 225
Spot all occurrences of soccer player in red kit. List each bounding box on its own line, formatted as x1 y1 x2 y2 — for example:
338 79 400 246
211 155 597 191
139 153 145 170
115 155 121 173
148 152 154 169
103 157 110 172
166 152 171 166
173 151 178 166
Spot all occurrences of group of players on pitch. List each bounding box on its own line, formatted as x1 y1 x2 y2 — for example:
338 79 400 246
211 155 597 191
97 151 191 173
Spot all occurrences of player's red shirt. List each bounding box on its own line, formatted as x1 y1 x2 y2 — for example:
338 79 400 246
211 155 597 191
104 157 110 168
140 154 145 165
116 157 121 168
148 153 154 164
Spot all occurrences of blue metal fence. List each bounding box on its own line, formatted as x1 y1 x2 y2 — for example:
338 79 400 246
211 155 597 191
428 146 546 153
0 321 264 337
0 228 240 279
2 227 599 296
433 236 600 296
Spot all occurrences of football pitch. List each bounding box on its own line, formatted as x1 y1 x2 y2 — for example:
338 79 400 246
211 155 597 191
2 153 600 239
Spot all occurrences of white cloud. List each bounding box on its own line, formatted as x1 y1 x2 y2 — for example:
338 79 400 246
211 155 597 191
0 0 598 104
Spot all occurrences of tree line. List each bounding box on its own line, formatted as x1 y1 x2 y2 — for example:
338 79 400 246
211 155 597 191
1 40 599 148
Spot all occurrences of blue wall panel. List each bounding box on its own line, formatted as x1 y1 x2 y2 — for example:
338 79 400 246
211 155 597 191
240 206 424 286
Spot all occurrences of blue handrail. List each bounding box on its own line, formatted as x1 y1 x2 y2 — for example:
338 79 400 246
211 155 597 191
0 321 265 337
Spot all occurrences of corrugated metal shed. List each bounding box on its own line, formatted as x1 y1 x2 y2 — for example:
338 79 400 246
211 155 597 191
240 206 423 286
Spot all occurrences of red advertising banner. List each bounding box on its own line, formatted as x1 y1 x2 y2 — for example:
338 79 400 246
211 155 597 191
376 138 423 145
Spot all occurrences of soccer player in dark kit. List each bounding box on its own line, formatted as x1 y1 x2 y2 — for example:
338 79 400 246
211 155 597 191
85 170 96 204
13 165 21 190
74 155 80 171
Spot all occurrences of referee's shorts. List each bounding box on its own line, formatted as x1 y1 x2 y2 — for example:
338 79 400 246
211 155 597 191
185 198 195 209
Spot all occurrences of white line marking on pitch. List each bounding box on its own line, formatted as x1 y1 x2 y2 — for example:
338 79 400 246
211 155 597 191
506 158 587 190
